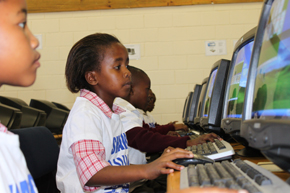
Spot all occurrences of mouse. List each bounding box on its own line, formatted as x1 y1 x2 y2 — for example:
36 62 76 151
172 154 214 167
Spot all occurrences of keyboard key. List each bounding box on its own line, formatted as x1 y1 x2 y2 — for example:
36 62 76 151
208 142 218 154
221 161 244 180
205 163 222 183
213 181 226 188
244 184 262 193
197 164 211 186
214 139 226 150
188 165 199 187
214 162 233 182
225 179 241 189
255 176 272 186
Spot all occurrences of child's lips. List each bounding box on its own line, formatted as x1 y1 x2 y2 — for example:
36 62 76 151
33 53 41 67
124 81 132 88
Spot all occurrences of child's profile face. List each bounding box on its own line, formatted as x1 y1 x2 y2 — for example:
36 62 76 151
131 74 151 111
0 0 40 87
94 42 131 102
146 89 156 112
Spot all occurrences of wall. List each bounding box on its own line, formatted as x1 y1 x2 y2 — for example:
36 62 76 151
0 2 263 124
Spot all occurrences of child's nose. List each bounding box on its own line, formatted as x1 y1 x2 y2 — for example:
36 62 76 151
28 27 39 50
124 69 131 78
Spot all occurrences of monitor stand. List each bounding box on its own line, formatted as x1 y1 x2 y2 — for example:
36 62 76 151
236 146 264 157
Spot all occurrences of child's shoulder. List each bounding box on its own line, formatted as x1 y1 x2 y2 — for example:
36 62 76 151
69 97 105 119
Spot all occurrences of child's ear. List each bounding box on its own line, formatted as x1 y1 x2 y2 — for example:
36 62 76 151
85 71 98 86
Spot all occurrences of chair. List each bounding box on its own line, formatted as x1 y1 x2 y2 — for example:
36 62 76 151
0 102 22 129
52 102 70 112
0 96 47 128
30 99 69 134
11 127 60 193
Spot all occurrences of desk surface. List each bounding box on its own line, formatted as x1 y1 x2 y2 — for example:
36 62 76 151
167 142 290 191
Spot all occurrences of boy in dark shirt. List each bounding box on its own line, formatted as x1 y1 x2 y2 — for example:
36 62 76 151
114 66 219 161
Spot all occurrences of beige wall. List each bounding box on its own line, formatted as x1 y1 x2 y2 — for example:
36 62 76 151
1 2 263 124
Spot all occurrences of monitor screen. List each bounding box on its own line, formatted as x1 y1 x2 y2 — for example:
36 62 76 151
226 40 254 119
251 0 290 120
202 68 218 117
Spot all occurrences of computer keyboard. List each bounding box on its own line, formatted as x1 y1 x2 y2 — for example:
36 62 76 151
185 139 234 161
176 130 200 138
180 159 290 193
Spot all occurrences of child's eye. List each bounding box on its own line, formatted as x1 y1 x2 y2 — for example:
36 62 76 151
114 65 121 70
18 21 26 29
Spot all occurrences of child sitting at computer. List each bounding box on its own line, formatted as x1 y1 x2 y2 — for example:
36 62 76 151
55 33 197 193
141 88 185 137
114 66 219 158
0 0 40 192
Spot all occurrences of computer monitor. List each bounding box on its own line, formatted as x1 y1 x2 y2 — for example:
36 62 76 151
200 59 230 135
220 27 256 155
0 96 47 128
187 84 202 126
182 91 194 125
0 103 22 130
193 77 209 128
241 0 290 172
30 99 69 134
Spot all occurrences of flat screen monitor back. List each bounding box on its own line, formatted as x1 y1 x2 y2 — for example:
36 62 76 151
182 91 194 124
187 84 202 125
193 77 209 128
200 59 230 134
241 0 290 172
220 27 256 156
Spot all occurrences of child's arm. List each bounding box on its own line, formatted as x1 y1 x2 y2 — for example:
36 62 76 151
126 126 190 152
126 127 219 153
85 148 194 187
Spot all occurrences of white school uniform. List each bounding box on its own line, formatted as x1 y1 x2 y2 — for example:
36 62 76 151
114 97 147 165
0 124 38 193
56 97 129 193
136 109 156 128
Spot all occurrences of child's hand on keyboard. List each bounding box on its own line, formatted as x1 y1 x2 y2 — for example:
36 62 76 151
186 133 219 146
167 131 181 137
144 148 193 180
167 187 248 193
173 123 189 131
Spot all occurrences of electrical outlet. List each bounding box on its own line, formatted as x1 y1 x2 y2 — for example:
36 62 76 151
124 44 140 60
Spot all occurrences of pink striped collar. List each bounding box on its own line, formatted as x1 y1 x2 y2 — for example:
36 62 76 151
80 89 125 118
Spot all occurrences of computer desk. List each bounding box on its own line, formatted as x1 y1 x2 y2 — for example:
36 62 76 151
167 142 290 191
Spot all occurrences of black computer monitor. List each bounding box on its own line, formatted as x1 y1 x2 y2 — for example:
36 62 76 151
220 27 256 155
187 84 202 127
241 0 290 172
0 96 47 128
0 103 22 130
30 99 69 134
182 91 194 125
199 59 230 135
193 77 209 128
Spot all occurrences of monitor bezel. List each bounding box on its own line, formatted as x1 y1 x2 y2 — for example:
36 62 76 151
200 59 230 133
220 26 256 136
193 77 209 125
240 0 290 171
187 84 202 123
